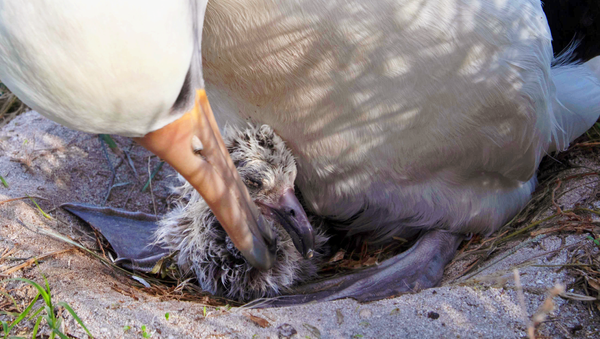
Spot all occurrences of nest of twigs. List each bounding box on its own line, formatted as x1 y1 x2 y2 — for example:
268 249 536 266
18 115 598 311
446 120 600 315
0 83 28 127
73 119 600 310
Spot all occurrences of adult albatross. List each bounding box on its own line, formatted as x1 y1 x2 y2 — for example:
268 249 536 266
0 1 286 271
2 0 600 303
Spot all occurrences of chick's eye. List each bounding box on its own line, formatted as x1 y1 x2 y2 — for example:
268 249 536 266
245 177 263 190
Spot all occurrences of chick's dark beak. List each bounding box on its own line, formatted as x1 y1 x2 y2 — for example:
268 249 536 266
259 189 315 259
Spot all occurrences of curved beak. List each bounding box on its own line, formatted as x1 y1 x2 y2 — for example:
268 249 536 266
258 189 315 259
136 90 277 270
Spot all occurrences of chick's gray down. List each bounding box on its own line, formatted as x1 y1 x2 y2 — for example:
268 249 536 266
155 124 329 301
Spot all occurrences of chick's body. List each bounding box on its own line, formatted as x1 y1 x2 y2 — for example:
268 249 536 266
155 124 328 301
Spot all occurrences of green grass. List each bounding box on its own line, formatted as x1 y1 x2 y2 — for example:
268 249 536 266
140 325 151 338
1 272 92 339
141 161 164 193
588 235 600 248
98 134 118 151
0 175 8 188
26 195 53 220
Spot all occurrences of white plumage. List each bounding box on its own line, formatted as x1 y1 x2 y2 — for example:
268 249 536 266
0 0 197 136
202 0 600 241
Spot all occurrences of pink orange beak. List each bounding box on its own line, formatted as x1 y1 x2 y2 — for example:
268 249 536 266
136 90 277 270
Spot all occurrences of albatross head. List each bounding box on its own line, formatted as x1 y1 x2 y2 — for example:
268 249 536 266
0 1 291 271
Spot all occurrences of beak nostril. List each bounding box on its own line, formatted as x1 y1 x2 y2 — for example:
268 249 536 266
289 209 296 217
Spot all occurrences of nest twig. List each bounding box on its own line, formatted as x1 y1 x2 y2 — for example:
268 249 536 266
0 83 28 127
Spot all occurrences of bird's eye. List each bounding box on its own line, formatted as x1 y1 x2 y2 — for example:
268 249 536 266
245 177 263 190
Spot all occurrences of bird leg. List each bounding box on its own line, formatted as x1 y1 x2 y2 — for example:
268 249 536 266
255 230 464 307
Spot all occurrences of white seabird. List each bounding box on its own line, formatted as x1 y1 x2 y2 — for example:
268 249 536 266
2 0 600 302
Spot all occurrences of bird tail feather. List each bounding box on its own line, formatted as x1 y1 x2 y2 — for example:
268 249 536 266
549 55 600 152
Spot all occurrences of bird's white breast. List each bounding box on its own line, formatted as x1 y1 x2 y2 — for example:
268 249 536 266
203 0 555 235
0 0 198 136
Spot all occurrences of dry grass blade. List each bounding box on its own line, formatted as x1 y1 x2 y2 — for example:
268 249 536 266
141 160 164 193
328 249 346 263
0 195 48 206
17 218 239 307
513 269 529 333
0 246 16 259
528 284 566 339
244 313 271 328
0 83 28 127
1 248 75 275
99 135 117 204
124 148 140 182
559 291 597 301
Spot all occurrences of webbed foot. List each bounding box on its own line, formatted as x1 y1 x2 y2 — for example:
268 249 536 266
62 203 169 271
253 230 464 307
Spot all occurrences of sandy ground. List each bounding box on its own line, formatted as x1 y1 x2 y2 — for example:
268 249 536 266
1 111 599 339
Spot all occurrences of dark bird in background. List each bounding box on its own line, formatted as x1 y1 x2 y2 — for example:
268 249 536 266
543 0 600 61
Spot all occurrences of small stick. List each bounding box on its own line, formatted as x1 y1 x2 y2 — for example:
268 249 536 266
513 269 530 338
0 195 48 206
147 158 158 217
0 247 17 264
528 284 566 338
1 247 75 275
462 234 547 281
551 179 562 214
